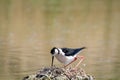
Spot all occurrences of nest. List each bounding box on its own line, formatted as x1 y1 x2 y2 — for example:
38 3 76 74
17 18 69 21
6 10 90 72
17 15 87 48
23 66 94 80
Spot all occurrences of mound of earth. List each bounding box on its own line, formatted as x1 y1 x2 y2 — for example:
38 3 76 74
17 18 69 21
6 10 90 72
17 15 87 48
23 66 94 80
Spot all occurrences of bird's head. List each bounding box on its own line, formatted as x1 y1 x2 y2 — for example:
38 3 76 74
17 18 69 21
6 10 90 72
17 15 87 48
50 47 59 56
50 47 60 67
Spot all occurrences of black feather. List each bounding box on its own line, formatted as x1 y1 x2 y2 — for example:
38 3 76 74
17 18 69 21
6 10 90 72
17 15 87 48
50 47 57 55
62 47 86 56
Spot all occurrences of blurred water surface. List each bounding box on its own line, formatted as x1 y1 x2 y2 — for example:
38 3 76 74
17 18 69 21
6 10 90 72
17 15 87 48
0 0 120 80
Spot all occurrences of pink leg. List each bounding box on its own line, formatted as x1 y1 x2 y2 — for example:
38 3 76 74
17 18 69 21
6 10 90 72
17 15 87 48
64 57 77 68
74 56 84 69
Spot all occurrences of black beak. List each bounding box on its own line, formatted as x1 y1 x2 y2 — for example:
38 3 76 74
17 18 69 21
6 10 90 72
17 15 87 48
51 56 54 67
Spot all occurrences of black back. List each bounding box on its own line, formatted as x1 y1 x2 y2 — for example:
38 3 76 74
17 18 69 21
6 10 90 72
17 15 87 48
62 47 86 56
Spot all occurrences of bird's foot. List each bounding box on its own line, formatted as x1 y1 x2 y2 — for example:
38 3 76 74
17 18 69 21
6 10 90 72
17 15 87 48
64 67 79 79
70 68 78 72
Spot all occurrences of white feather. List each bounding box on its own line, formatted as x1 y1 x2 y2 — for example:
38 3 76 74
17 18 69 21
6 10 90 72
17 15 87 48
55 48 76 64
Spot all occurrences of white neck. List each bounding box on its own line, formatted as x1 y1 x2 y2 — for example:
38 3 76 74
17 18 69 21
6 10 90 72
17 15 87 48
57 48 64 55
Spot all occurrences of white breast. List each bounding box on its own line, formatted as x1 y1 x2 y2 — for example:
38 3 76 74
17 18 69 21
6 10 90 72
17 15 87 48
55 54 75 65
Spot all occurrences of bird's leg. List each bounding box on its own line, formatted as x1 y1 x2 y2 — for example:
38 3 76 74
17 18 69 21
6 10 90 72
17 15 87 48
74 56 84 69
64 57 77 68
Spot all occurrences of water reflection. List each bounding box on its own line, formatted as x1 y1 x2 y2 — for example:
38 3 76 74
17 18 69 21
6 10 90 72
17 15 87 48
0 0 120 80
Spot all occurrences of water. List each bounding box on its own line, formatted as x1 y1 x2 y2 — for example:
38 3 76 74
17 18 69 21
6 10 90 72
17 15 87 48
0 0 120 80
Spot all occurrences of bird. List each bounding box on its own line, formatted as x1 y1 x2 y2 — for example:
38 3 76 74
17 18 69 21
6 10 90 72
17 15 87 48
50 47 86 69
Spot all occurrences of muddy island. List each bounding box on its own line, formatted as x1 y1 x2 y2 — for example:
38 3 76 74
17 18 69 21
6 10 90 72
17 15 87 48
23 66 94 80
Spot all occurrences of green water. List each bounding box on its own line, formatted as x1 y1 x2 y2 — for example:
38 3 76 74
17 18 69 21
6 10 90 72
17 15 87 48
0 0 120 80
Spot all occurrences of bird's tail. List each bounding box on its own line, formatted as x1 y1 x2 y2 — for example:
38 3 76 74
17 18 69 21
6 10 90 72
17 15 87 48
79 47 86 50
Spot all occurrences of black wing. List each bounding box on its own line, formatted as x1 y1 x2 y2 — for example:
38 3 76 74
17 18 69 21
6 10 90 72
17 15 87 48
62 47 86 56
